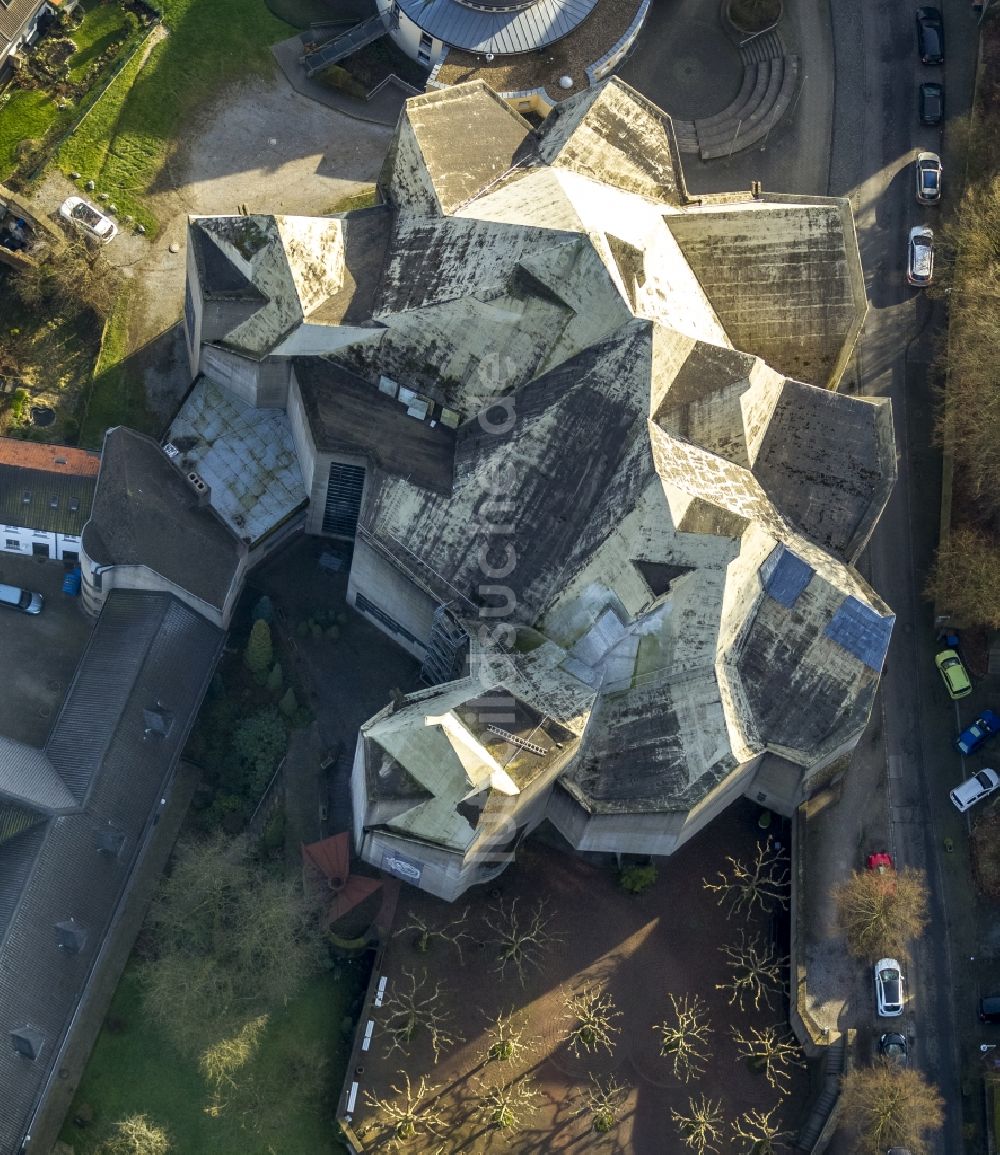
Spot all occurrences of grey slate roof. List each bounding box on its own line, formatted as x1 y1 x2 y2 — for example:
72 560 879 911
0 737 76 814
394 0 599 53
0 590 223 1154
0 463 97 536
82 427 243 613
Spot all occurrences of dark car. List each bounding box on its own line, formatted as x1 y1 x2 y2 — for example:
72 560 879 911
879 1032 908 1064
916 6 944 63
919 82 944 125
956 709 1000 755
980 995 1000 1024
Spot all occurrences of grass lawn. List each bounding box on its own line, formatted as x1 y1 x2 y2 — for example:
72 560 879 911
57 0 294 233
78 281 157 448
0 0 136 180
60 966 364 1154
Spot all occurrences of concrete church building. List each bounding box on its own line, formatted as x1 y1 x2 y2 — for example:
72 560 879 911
175 79 895 900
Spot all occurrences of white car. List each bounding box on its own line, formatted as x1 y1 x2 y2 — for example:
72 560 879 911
915 152 942 205
59 196 118 243
874 957 905 1017
906 225 934 287
949 767 1000 813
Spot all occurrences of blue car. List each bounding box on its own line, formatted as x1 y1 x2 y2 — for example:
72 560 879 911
956 709 1000 755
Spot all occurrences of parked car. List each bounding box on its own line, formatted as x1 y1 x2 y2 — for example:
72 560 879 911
907 225 935 287
935 647 971 698
875 958 905 1017
919 82 944 125
58 196 118 244
879 1031 909 1064
949 767 1000 812
0 582 43 614
979 995 1000 1024
955 710 1000 755
916 6 944 63
867 852 894 873
915 152 942 203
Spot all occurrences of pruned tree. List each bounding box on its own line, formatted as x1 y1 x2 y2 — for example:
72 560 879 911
482 1010 537 1065
716 931 788 1011
476 1077 542 1132
839 1062 944 1155
654 993 713 1081
562 983 622 1058
670 1094 725 1154
396 905 471 962
703 837 789 918
832 867 929 960
484 897 559 986
363 1072 446 1146
732 1025 805 1093
576 1074 628 1134
198 1014 269 1116
101 1114 172 1155
732 1106 792 1153
382 968 463 1063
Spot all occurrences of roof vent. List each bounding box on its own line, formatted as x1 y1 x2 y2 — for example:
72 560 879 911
162 442 180 459
55 919 87 954
54 456 67 465
143 704 174 739
185 471 212 506
96 827 125 857
11 1027 44 1061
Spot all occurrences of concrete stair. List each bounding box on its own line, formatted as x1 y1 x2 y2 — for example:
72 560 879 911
684 30 799 160
302 14 385 77
795 1032 846 1150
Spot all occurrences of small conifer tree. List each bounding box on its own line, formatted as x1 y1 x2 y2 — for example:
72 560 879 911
266 662 283 694
279 687 298 719
245 620 273 679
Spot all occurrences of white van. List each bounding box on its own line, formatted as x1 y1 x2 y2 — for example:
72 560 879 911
0 582 43 614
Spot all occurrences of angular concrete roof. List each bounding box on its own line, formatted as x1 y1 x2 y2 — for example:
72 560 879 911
185 78 894 843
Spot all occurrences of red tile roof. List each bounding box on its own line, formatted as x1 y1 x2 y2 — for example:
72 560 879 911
0 439 100 477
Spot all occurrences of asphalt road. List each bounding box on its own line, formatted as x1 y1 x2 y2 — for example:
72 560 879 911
828 0 981 1148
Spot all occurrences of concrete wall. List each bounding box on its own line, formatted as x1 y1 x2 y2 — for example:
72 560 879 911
184 238 202 381
198 345 291 409
347 538 435 660
79 539 245 629
547 753 760 855
377 0 445 67
1 524 82 561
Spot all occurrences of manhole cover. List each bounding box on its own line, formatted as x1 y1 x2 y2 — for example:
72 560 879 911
46 678 61 692
38 705 51 718
31 406 55 427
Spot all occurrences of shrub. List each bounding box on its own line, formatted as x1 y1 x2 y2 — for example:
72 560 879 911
619 863 657 894
279 687 298 719
266 661 283 693
245 619 273 679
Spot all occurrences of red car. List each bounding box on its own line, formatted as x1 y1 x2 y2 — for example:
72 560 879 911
866 852 894 873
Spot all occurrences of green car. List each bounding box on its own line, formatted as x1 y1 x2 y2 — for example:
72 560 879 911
936 648 972 699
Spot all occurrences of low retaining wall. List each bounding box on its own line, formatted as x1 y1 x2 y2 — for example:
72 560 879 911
587 0 651 83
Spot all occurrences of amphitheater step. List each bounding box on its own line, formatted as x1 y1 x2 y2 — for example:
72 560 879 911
739 28 785 64
697 54 799 160
695 63 759 131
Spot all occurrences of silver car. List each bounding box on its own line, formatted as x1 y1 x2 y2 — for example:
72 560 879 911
907 226 934 287
915 152 942 205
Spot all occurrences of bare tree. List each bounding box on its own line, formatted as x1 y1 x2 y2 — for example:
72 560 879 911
832 867 929 960
198 1015 269 1117
484 897 559 986
396 906 471 962
839 1062 944 1155
576 1074 628 1134
476 1077 542 1132
562 983 622 1058
482 1010 537 1065
716 931 788 1011
926 528 1000 628
654 993 713 1081
703 837 789 918
381 968 464 1063
363 1072 447 1146
732 1025 805 1093
731 1106 792 1153
670 1094 725 1154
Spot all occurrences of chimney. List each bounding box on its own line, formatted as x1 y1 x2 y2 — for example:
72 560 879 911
185 471 212 507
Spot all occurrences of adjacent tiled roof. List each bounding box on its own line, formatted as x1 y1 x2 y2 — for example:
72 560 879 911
0 737 76 814
0 591 223 1154
0 440 100 536
394 0 599 54
0 0 45 50
82 428 243 613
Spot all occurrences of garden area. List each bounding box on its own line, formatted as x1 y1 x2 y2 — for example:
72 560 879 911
346 805 811 1153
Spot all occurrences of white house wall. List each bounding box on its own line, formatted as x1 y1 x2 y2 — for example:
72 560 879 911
1 525 82 561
